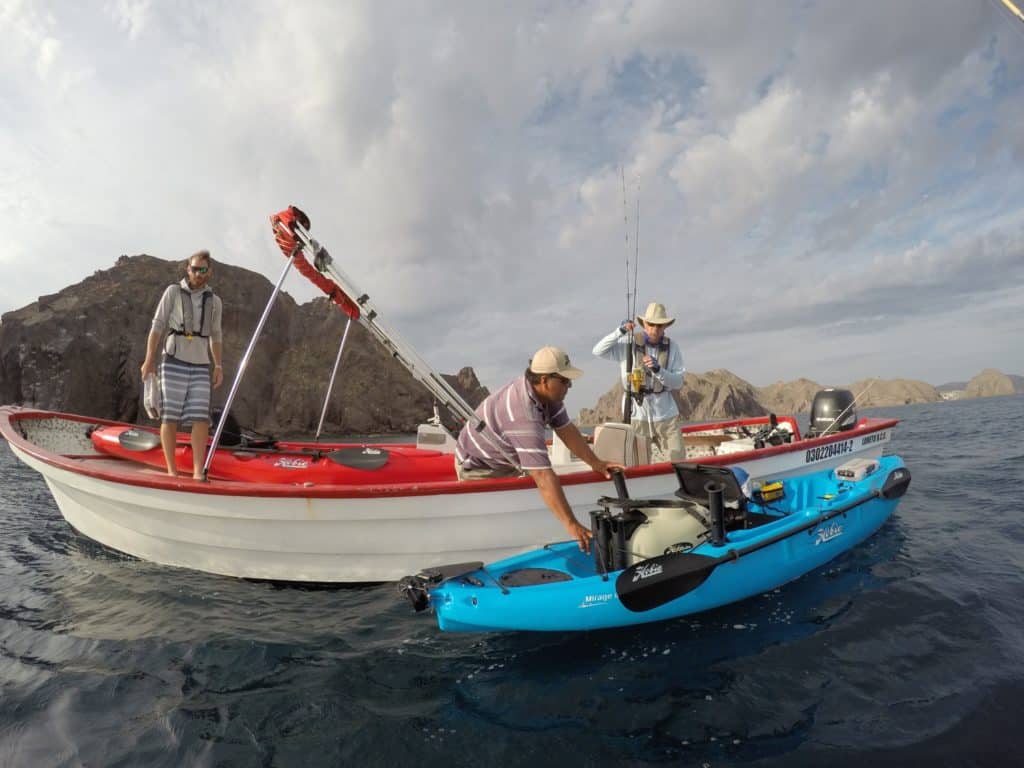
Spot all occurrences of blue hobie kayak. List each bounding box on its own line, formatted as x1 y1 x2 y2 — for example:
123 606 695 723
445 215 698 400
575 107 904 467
399 456 911 632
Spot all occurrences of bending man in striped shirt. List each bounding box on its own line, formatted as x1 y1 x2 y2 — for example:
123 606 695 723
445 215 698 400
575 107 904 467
454 346 623 553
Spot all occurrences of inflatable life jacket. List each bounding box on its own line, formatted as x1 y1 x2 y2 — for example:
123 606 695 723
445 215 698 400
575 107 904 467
169 286 214 340
631 337 671 394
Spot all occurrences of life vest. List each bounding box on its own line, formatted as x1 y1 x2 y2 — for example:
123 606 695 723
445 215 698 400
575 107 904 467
169 286 214 340
631 336 671 394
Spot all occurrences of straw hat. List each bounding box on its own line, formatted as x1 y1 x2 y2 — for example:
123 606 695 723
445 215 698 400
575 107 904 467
636 302 675 327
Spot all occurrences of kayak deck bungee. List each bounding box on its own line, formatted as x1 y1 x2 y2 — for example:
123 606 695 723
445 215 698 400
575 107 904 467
400 455 911 632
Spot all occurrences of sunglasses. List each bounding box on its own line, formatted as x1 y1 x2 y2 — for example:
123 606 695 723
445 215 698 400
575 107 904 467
548 374 571 386
189 265 209 275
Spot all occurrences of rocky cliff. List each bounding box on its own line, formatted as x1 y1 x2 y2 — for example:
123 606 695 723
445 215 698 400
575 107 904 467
0 255 486 434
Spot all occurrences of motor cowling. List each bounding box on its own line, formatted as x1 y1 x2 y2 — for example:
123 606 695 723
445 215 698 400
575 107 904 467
808 388 857 436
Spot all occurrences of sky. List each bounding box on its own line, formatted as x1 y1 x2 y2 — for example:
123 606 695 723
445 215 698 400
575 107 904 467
2 0 1023 411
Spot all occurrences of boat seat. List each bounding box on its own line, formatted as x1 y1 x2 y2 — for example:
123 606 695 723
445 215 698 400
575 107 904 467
592 422 651 467
549 431 576 465
416 422 457 453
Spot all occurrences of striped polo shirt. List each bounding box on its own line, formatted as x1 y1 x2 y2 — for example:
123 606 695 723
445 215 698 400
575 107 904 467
455 375 571 472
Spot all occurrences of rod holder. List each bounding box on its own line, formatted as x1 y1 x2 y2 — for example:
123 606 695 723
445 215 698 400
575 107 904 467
611 516 629 571
590 509 612 577
611 469 629 500
706 480 726 546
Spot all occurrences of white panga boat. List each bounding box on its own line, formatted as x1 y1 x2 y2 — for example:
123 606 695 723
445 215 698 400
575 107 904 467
0 207 898 582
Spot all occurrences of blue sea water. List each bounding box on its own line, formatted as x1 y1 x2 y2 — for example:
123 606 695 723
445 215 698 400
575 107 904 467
1 396 1023 767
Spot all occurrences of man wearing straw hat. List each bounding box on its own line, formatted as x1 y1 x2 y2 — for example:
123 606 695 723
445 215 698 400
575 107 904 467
593 301 686 461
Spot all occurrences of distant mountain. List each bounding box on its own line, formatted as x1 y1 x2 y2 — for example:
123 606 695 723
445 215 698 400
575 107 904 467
578 371 975 426
936 374 1023 395
578 369 768 427
756 378 825 416
963 369 1018 398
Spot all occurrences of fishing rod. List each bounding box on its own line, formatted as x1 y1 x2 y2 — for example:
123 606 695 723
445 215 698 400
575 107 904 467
621 167 636 424
632 178 640 320
622 167 632 332
998 0 1024 24
629 178 653 439
620 171 646 423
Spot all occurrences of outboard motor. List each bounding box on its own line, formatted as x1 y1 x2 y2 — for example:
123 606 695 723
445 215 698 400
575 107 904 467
808 388 857 437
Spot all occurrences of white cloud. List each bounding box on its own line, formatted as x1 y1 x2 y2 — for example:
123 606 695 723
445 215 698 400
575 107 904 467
104 0 150 41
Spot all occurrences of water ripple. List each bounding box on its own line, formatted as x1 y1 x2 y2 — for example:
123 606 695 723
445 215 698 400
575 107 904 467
1 397 1024 765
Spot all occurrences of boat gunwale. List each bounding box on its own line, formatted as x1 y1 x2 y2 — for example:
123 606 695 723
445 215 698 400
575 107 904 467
0 406 899 500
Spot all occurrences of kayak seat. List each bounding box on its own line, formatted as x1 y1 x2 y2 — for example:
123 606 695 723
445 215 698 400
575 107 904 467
592 422 651 467
212 407 277 449
673 462 748 529
499 568 573 587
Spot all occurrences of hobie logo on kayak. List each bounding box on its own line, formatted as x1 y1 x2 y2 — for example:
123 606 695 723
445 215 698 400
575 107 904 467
814 522 843 545
274 457 309 469
579 593 614 609
632 562 664 582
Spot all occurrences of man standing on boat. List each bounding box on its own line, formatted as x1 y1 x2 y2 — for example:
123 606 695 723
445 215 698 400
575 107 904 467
140 250 224 480
454 346 623 553
593 302 686 461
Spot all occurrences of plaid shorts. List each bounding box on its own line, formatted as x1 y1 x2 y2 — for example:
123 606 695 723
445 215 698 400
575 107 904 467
160 356 211 425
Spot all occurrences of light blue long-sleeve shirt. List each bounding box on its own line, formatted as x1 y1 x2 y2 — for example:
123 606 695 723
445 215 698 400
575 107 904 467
592 327 685 422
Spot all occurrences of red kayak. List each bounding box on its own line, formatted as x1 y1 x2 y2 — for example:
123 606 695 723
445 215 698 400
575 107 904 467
89 425 458 485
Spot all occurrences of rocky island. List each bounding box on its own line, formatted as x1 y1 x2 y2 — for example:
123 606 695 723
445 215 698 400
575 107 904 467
0 255 486 434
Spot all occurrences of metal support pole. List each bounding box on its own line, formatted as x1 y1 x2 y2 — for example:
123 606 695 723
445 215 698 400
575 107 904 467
202 249 298 478
315 316 352 441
